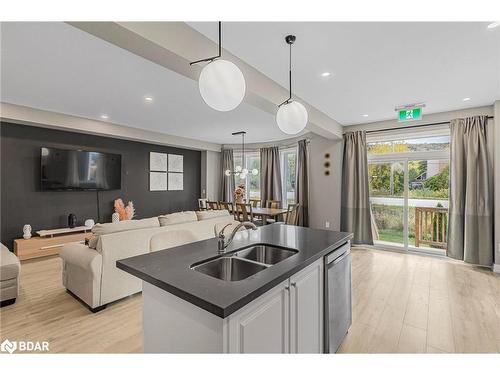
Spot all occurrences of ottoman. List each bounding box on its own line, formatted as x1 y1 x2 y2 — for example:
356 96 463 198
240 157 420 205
0 243 20 307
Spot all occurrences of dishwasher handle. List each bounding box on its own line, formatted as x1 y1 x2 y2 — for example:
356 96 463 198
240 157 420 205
329 250 350 267
326 241 351 265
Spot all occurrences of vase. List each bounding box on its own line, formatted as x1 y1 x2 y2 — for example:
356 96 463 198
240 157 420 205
112 212 120 223
68 213 77 228
84 219 95 228
23 224 32 239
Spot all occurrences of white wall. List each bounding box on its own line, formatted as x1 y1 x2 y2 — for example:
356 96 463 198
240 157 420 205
494 101 500 267
308 134 343 231
200 150 221 201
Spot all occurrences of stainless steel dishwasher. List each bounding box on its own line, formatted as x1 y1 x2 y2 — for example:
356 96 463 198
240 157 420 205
324 241 352 353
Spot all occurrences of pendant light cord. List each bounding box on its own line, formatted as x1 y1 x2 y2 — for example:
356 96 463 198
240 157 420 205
190 21 223 65
288 41 292 102
218 21 222 58
279 35 296 106
242 132 246 170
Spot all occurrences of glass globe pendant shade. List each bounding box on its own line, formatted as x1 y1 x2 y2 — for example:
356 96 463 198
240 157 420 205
240 172 247 180
276 101 308 135
242 168 248 175
225 169 231 176
198 59 246 112
235 165 242 172
252 169 259 176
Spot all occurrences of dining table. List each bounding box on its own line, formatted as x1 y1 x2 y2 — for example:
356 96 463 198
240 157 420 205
251 207 289 225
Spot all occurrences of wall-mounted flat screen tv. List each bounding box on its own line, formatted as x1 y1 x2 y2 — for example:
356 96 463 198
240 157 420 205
41 147 121 191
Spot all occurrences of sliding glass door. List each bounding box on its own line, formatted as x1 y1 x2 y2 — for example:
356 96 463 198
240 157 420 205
367 135 450 254
369 161 406 248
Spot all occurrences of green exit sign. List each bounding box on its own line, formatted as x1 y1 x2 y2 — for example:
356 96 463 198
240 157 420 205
398 107 422 122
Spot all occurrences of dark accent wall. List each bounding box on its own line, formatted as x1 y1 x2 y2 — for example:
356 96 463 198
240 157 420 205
1 122 201 248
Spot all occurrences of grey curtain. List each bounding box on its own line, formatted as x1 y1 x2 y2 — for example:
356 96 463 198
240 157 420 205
295 139 309 226
260 146 282 206
448 116 493 267
221 148 235 202
341 131 373 245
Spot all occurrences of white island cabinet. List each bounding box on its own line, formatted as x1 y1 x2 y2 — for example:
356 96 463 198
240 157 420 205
143 257 324 353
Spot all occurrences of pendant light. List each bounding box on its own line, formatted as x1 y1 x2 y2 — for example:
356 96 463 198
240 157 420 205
224 131 258 179
190 22 246 112
276 35 308 135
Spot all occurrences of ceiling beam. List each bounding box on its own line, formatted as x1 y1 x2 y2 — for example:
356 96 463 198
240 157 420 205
1 102 222 152
67 22 343 140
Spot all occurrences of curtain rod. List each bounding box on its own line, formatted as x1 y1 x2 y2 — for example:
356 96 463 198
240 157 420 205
223 137 310 152
365 115 494 134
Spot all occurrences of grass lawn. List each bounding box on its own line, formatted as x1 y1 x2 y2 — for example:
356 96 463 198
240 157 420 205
378 229 415 246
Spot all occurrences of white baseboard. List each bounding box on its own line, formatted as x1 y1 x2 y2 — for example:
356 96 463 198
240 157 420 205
493 264 500 273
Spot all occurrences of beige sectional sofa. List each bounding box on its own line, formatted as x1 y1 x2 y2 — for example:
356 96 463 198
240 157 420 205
60 210 238 312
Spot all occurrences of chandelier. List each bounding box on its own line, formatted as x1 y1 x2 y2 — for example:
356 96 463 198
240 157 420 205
225 131 258 180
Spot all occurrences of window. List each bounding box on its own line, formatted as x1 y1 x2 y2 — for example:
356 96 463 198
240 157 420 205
367 135 450 156
233 147 298 207
233 151 260 201
280 148 297 207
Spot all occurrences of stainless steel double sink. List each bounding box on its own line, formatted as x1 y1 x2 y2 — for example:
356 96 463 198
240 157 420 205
191 245 298 282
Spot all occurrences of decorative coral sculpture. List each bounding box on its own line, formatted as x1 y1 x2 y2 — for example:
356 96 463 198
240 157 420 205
114 198 135 221
124 201 135 220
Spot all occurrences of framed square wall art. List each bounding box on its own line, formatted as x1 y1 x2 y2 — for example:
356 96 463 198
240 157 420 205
150 152 168 172
150 172 168 191
168 154 183 173
168 172 183 191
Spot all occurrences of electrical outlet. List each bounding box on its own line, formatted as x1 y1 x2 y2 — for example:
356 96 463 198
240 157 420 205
325 221 330 229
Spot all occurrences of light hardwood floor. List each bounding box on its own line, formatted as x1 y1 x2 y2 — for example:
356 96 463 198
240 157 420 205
1 248 499 353
0 256 142 353
339 247 500 353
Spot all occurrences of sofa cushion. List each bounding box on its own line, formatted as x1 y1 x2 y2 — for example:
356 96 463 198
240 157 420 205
89 217 160 250
0 243 20 281
92 217 160 236
196 210 231 221
150 230 199 252
158 211 197 226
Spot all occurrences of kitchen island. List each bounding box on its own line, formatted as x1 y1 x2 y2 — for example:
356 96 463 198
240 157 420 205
117 223 352 353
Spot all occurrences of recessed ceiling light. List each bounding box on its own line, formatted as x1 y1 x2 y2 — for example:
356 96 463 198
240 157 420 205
487 22 499 29
321 72 331 77
462 97 471 102
362 114 369 117
144 96 154 102
100 114 109 120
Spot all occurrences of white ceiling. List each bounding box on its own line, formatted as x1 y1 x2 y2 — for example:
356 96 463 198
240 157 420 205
1 22 499 146
0 22 289 144
189 22 500 125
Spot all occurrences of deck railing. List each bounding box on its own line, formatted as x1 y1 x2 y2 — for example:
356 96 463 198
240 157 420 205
414 206 448 249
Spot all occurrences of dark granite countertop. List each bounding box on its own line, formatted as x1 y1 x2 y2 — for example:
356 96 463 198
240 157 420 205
116 224 352 318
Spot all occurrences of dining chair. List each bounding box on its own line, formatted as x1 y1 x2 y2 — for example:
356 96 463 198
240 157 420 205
285 203 299 225
264 200 282 223
235 203 254 223
266 200 281 209
248 199 262 221
206 201 219 210
218 201 236 220
198 198 207 211
248 199 261 208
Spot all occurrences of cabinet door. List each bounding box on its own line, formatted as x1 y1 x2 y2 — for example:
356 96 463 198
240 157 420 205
226 281 289 353
289 258 324 353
